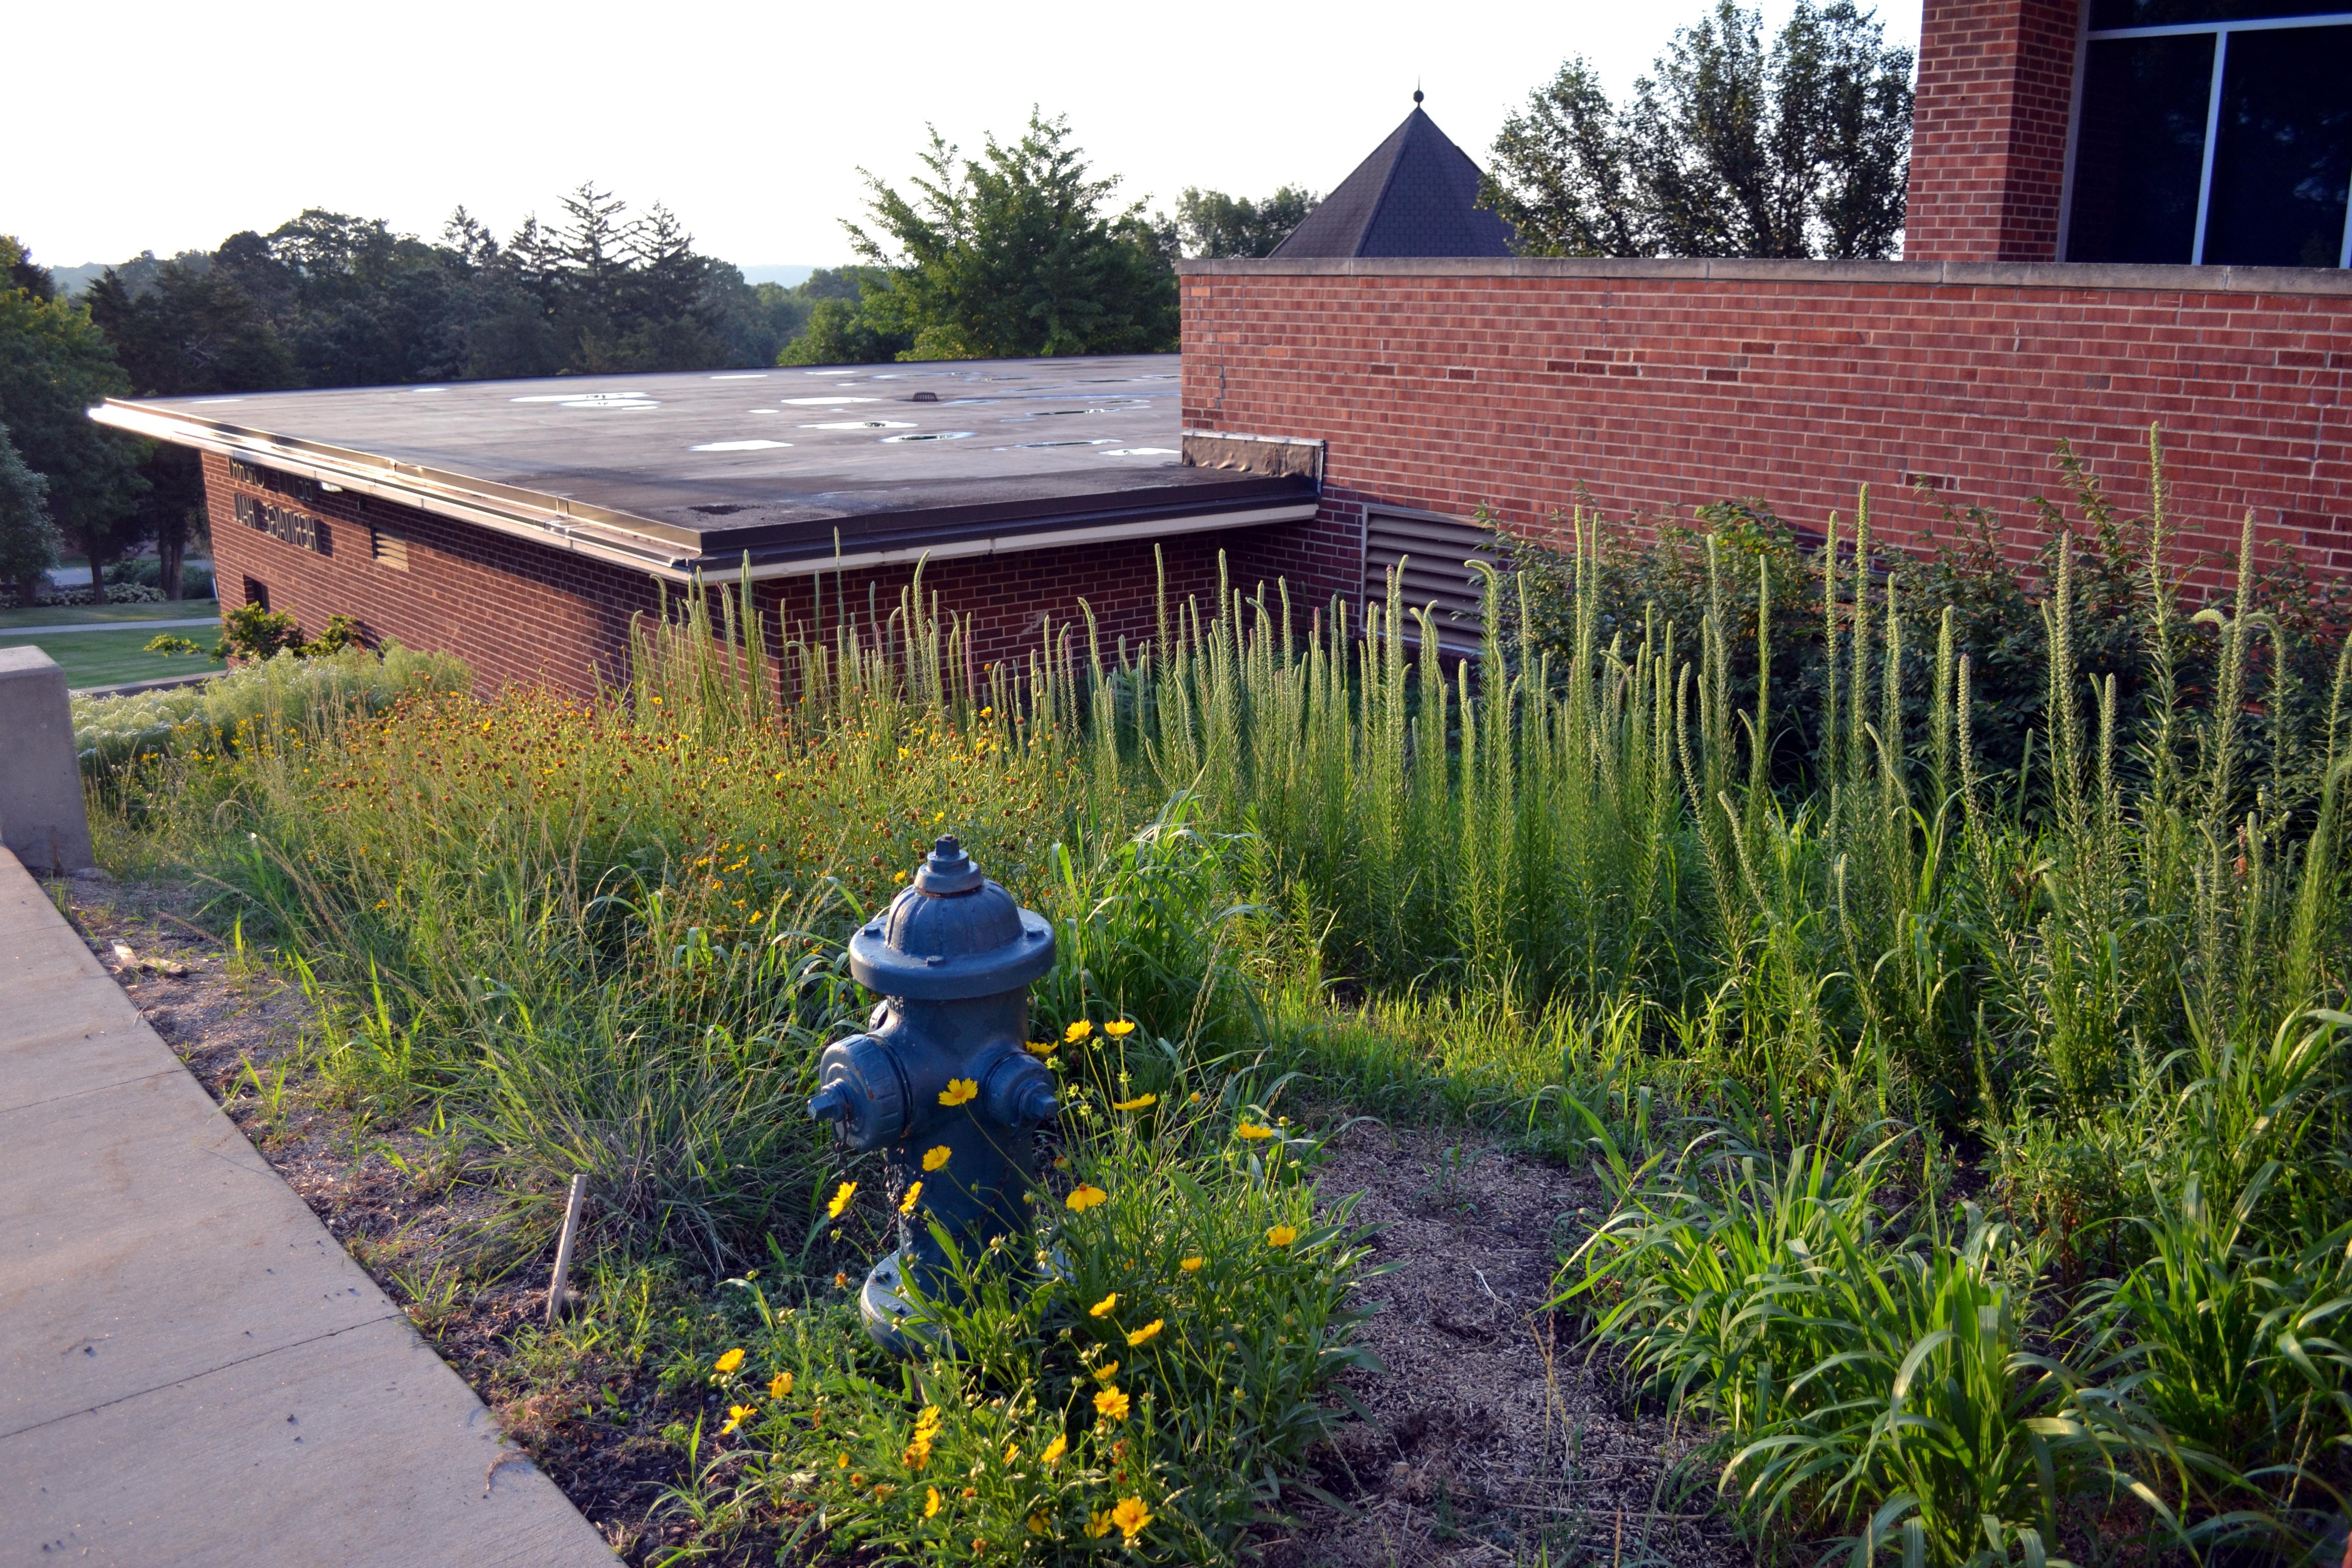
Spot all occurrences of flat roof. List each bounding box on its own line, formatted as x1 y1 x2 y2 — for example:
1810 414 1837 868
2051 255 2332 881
94 355 1317 582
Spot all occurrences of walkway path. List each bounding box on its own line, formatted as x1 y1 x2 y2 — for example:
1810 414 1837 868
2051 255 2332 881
0 849 616 1566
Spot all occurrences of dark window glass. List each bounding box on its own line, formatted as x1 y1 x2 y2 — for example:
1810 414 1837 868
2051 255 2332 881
2093 0 2352 27
2067 34 2217 263
242 577 269 611
2201 27 2352 265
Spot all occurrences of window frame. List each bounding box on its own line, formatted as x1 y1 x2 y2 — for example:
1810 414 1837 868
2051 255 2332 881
2058 5 2352 267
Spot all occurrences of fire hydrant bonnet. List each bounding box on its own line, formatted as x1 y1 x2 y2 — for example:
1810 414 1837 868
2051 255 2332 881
849 836 1055 1000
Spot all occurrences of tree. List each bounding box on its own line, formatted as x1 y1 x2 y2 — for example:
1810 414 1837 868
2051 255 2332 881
1483 1 1914 260
1172 186 1319 258
0 288 145 602
84 258 295 396
0 421 62 605
2 235 54 301
835 111 1178 361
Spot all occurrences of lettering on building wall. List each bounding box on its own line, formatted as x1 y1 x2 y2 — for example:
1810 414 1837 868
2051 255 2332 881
227 457 323 507
233 492 330 555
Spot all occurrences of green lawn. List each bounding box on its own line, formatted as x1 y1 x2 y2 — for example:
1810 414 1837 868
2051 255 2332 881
0 625 225 690
0 598 219 632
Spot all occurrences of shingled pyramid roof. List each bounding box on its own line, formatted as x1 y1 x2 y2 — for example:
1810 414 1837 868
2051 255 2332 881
1269 97 1518 260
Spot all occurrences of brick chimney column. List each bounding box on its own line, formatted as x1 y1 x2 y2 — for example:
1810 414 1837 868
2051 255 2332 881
1903 0 2080 261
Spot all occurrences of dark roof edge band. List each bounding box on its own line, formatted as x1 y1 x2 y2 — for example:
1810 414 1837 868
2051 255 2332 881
1176 256 2352 297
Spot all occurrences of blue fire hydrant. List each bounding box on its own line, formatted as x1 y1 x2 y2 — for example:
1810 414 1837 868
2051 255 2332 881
809 836 1060 1352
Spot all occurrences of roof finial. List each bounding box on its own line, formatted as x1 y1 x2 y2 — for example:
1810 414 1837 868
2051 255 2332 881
1413 80 1424 106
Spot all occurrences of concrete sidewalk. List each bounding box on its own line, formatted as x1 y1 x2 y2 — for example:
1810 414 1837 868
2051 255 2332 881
0 850 616 1566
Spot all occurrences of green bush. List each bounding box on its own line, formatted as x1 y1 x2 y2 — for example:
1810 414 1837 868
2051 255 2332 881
70 642 469 776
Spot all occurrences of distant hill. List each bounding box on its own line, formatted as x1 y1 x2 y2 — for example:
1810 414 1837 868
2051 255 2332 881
48 262 115 298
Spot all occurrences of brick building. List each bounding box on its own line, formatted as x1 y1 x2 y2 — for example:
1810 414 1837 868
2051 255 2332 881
100 0 2352 692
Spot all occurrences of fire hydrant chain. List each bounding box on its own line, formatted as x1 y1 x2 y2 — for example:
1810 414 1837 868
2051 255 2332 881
809 835 1059 1352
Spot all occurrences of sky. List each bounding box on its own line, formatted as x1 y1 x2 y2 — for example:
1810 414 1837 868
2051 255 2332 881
17 0 1920 273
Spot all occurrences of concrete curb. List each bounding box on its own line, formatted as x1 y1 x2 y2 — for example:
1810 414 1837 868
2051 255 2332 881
71 670 226 699
0 850 619 1565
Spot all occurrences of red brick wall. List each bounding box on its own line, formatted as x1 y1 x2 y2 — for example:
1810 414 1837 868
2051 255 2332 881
1905 0 2080 262
205 454 1302 701
1179 261 2352 600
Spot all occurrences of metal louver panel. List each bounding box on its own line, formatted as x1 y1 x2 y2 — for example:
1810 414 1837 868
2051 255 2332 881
1363 509 1498 652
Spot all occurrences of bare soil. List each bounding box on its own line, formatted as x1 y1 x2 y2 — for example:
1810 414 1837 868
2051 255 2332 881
56 871 1750 1566
1263 1124 1749 1568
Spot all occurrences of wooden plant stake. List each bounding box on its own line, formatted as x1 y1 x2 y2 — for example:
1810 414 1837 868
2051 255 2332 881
546 1172 589 1327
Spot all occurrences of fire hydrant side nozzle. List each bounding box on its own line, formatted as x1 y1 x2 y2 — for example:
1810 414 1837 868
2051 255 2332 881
809 835 1058 1353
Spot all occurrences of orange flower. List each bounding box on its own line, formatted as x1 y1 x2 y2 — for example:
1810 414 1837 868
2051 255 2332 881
924 1485 942 1518
939 1078 978 1107
714 1348 745 1375
1111 1497 1153 1541
1179 1256 1205 1273
1093 1385 1131 1422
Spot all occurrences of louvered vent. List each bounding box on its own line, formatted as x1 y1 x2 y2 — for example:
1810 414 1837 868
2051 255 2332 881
1362 509 1499 653
371 526 410 571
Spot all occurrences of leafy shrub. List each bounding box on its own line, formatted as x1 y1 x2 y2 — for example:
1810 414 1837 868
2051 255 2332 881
70 642 469 775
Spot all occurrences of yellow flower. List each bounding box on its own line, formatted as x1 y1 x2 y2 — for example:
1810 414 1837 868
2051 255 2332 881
1027 1513 1048 1536
924 1485 942 1518
714 1348 746 1376
1065 1184 1108 1213
1236 1122 1275 1141
1089 1292 1119 1318
1104 1019 1136 1038
915 1404 943 1434
834 1271 850 1290
1026 1040 1056 1058
1266 1224 1299 1247
904 1435 932 1469
1092 1360 1119 1382
922 1144 952 1172
826 1180 857 1218
1063 1020 1093 1044
1094 1385 1131 1422
1003 1441 1020 1464
1179 1256 1205 1273
939 1078 978 1107
768 1371 794 1400
1041 1433 1068 1466
1111 1093 1158 1112
1125 1319 1164 1347
720 1403 754 1436
900 1180 924 1215
1112 1497 1153 1541
1087 1510 1114 1539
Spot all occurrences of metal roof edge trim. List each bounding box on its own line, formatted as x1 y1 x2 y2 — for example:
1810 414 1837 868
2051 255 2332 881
1174 256 2352 296
91 400 703 576
692 501 1319 583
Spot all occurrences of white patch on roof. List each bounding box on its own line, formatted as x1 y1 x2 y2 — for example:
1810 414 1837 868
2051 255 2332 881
689 439 793 452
